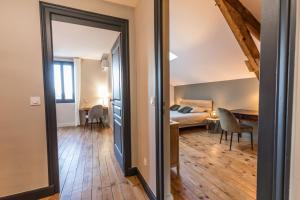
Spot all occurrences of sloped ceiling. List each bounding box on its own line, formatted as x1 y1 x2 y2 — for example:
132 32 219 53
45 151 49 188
52 21 120 60
170 0 261 86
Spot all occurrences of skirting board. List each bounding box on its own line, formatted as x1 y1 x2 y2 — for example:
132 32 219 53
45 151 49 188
136 168 156 200
0 169 156 200
57 122 76 128
0 185 55 200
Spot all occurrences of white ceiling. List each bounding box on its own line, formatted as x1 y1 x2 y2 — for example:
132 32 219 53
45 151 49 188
52 21 120 60
103 0 139 7
170 0 261 86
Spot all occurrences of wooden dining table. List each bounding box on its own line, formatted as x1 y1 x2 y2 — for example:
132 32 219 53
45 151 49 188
230 109 259 121
80 105 109 114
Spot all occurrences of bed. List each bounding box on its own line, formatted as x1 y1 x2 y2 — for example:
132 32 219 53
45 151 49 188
170 99 213 128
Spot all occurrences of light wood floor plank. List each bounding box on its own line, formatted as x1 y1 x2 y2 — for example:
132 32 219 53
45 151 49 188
42 127 147 200
172 127 257 200
60 130 86 199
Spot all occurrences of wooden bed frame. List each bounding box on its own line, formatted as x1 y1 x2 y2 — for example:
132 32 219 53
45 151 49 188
173 99 213 128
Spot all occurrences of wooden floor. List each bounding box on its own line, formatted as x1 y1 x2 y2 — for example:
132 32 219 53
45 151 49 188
42 127 148 200
42 126 256 200
171 127 257 200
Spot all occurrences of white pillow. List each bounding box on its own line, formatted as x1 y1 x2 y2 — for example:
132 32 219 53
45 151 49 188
191 107 207 113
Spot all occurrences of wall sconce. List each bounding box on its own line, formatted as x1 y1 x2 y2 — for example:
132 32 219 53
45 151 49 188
100 53 110 71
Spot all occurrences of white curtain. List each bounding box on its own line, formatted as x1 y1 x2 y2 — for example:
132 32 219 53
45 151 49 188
74 58 82 126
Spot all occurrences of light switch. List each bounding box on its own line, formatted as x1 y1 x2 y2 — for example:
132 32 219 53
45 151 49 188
30 96 41 106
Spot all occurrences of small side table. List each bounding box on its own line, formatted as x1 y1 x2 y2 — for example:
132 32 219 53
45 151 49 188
206 117 220 133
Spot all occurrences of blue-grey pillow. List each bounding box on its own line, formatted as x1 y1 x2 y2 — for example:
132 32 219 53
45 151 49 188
170 104 181 111
178 106 193 113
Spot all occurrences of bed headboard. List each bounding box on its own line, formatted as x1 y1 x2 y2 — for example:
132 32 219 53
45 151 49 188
179 99 213 112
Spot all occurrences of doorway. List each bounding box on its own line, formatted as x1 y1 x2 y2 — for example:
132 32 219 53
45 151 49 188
154 0 297 199
169 0 259 199
40 2 133 194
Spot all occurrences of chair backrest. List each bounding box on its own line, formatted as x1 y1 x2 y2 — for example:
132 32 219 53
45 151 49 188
88 105 103 121
218 108 240 133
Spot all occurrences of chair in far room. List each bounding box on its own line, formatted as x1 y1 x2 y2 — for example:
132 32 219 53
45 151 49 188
84 105 104 130
218 108 254 150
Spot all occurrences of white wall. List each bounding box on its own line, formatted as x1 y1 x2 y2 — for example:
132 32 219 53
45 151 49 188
174 78 259 111
79 59 111 125
55 59 111 127
170 85 175 105
0 0 137 197
80 59 109 107
135 0 157 194
56 103 76 127
290 2 300 199
0 1 49 196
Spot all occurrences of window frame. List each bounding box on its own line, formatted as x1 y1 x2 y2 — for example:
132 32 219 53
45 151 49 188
53 61 75 103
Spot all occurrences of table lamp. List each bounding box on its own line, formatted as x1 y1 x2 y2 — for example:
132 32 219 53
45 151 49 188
211 110 217 118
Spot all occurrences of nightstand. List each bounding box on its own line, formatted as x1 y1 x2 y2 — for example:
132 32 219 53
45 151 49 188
206 117 220 133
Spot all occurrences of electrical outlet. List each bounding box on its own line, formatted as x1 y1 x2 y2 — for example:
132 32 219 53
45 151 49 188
143 158 148 166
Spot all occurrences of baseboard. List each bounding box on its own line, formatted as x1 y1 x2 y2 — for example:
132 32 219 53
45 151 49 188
0 185 55 200
136 168 156 200
126 167 138 176
165 193 174 200
57 122 76 128
0 169 156 200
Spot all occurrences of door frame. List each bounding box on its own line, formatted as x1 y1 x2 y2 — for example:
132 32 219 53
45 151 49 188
154 1 164 200
257 0 297 199
154 0 297 200
40 2 132 193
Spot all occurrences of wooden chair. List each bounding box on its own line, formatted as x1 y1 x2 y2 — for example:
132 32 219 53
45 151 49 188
84 105 104 131
218 108 254 150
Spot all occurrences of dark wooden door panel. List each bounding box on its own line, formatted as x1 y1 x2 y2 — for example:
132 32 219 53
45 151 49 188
113 119 123 159
112 35 124 171
112 50 121 102
113 105 122 117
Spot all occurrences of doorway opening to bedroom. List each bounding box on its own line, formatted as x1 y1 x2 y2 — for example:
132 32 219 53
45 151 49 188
169 0 260 199
51 20 122 198
40 3 137 197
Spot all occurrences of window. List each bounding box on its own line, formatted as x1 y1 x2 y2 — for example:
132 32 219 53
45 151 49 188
53 61 75 103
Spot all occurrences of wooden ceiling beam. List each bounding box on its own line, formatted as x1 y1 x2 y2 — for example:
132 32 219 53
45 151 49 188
245 60 259 79
224 0 261 40
245 60 254 72
215 0 260 78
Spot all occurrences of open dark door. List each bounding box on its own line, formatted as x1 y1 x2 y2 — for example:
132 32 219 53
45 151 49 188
111 35 124 170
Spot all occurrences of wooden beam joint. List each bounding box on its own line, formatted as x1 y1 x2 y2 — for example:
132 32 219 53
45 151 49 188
215 0 260 79
224 0 261 40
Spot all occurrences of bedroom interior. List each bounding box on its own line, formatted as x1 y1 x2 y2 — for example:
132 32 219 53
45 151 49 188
169 0 260 199
52 21 117 129
49 19 146 199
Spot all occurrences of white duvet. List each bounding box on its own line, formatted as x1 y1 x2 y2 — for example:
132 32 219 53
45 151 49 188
170 111 209 126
